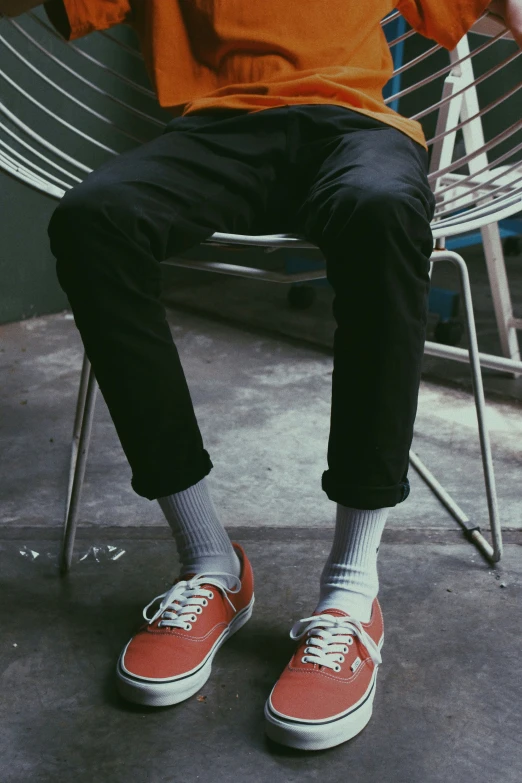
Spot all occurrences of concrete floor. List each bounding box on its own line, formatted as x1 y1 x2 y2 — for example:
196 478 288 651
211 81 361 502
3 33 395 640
1 240 521 782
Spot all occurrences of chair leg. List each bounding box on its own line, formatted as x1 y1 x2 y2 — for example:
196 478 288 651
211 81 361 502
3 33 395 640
481 222 521 379
60 351 98 575
410 249 503 563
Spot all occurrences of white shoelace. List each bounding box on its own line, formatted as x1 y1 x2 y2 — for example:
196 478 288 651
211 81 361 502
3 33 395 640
290 613 382 672
143 572 242 631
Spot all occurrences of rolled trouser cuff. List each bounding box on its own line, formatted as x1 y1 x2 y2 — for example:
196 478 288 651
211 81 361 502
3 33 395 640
131 449 214 501
322 469 410 510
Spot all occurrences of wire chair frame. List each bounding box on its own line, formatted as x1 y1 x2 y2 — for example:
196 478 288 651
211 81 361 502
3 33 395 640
0 7 521 571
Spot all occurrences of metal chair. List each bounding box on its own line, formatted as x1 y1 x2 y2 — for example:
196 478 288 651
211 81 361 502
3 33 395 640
1 7 521 572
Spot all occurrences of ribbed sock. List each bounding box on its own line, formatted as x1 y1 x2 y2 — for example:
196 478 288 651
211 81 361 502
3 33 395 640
315 504 390 623
157 477 241 590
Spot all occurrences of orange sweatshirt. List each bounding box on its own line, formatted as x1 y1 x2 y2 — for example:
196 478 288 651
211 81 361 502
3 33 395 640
43 0 493 151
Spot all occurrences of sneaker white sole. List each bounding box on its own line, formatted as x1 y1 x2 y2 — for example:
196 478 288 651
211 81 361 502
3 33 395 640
264 636 383 751
116 594 255 707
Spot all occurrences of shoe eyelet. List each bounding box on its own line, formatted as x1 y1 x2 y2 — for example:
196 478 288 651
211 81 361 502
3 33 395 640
185 623 192 631
191 614 197 622
301 656 308 664
208 592 214 599
334 664 341 672
196 606 203 614
338 655 345 663
343 646 348 653
202 599 208 606
347 638 354 645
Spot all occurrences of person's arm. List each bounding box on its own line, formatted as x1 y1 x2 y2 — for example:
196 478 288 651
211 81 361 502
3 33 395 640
396 0 521 50
486 0 522 47
0 0 134 41
0 0 43 15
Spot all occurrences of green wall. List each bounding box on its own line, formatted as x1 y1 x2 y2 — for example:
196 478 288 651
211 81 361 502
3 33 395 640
0 8 168 324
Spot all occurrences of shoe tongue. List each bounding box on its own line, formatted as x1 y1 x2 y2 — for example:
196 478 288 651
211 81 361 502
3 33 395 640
313 608 351 619
171 573 197 587
174 573 226 589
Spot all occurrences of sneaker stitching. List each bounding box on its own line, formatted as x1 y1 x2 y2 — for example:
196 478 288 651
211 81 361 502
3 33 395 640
155 622 230 642
288 657 376 683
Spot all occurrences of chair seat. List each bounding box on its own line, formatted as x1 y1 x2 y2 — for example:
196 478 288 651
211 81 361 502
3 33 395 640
201 233 317 250
201 179 522 250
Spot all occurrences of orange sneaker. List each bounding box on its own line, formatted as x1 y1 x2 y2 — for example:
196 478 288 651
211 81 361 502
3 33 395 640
264 599 383 750
116 542 254 707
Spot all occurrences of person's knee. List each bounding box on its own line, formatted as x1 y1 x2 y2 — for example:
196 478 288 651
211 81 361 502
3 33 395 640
357 186 422 218
307 184 434 281
309 185 409 245
48 181 127 295
361 180 436 229
47 182 107 252
356 187 434 262
340 185 432 239
49 178 141 271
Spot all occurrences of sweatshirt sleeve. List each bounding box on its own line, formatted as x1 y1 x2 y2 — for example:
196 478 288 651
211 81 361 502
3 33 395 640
396 0 493 50
43 0 133 42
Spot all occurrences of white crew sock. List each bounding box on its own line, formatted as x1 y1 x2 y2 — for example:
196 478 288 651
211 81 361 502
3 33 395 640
157 477 241 590
314 504 390 623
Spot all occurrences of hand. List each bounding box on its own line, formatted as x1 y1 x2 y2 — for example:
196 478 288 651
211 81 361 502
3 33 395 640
488 0 522 48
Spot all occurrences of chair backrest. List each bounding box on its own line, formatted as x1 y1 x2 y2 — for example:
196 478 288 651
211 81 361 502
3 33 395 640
0 6 520 228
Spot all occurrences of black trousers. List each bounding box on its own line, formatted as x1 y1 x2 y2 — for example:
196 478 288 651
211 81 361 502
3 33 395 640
47 104 436 510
